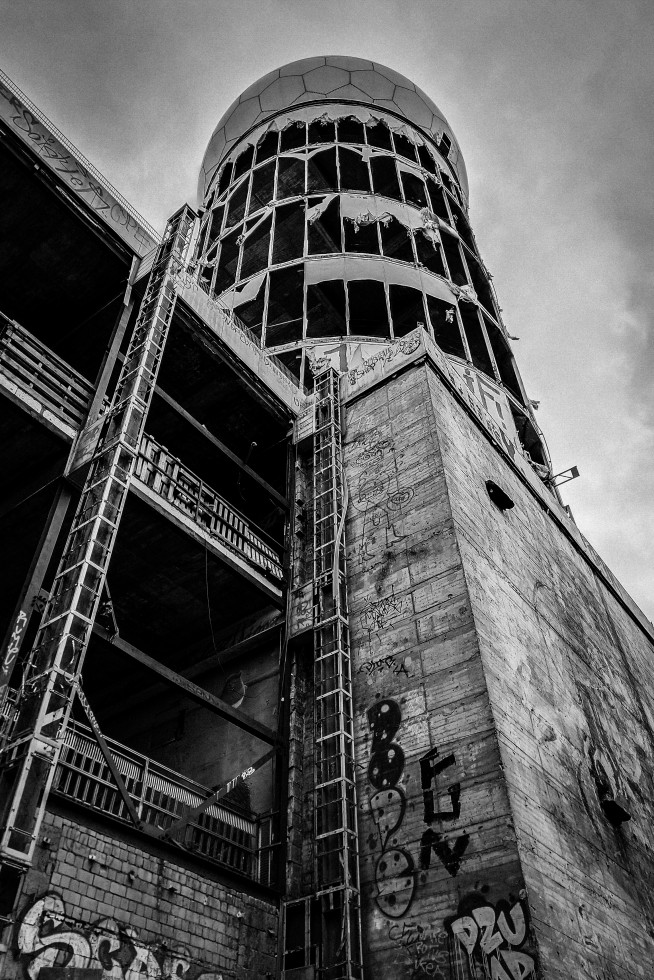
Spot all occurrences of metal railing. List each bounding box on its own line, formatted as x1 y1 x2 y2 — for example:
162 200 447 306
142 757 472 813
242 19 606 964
54 720 260 878
0 316 94 429
135 433 284 581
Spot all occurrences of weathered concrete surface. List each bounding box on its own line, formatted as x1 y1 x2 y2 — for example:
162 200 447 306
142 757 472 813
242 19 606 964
343 363 538 980
342 351 654 979
1 812 277 980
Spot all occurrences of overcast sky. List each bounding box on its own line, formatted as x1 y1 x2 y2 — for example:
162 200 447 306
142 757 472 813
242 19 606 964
2 0 653 620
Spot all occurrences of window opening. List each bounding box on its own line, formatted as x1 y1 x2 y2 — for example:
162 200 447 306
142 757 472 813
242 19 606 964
265 264 304 346
217 161 233 196
439 133 452 157
426 179 450 223
249 161 276 214
240 213 272 280
280 122 307 152
214 229 240 294
205 205 225 250
344 216 380 255
225 178 250 229
272 201 305 265
441 232 468 285
449 201 475 252
338 147 371 193
273 347 303 382
393 132 418 164
365 119 393 150
348 280 389 337
233 145 254 181
370 156 401 201
307 147 338 195
255 130 279 164
380 216 415 264
417 144 438 175
307 196 342 255
440 171 454 194
308 119 336 145
415 230 446 277
306 280 346 338
389 285 427 337
401 171 429 209
426 296 466 359
237 279 267 340
276 157 305 199
461 307 494 376
465 252 496 315
483 315 523 401
337 117 365 145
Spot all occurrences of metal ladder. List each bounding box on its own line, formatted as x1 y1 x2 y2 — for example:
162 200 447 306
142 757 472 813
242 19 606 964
0 205 195 867
311 367 363 980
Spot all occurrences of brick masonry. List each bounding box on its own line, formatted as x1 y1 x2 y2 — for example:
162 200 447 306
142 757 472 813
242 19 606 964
2 811 278 980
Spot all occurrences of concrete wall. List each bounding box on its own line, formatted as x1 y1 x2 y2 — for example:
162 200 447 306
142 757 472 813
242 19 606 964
428 363 654 978
1 812 278 980
343 362 539 980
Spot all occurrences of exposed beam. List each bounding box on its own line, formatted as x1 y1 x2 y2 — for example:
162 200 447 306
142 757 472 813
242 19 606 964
116 352 288 509
97 628 282 747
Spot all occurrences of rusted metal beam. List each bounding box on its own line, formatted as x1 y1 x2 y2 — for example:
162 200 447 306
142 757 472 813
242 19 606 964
75 684 142 830
146 747 276 842
96 628 282 746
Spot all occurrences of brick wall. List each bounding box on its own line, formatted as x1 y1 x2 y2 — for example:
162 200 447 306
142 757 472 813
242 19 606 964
2 811 278 980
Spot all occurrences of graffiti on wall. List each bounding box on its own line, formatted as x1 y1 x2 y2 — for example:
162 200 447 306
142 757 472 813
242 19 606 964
357 654 409 677
15 893 223 980
446 897 536 980
367 699 416 918
418 747 470 878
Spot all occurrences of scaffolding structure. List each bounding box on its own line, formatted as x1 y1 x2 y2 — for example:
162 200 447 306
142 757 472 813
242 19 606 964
0 205 195 869
311 367 363 980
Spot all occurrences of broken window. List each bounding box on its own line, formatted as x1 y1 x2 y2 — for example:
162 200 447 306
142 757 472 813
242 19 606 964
426 179 451 223
427 296 466 359
307 196 341 254
233 145 254 181
440 232 468 285
440 170 454 195
393 132 418 164
370 156 401 201
272 201 305 265
417 144 438 176
389 284 426 337
276 157 305 199
238 277 267 339
348 281 389 337
280 122 306 152
439 133 452 157
265 264 304 345
206 205 225 250
240 213 272 280
255 130 279 164
308 119 336 145
380 216 415 264
401 170 429 209
337 117 365 145
225 178 250 229
344 217 380 255
249 161 276 214
306 280 346 338
449 200 475 252
338 148 371 193
483 315 523 401
461 307 494 376
213 228 240 294
273 347 303 382
415 230 446 277
217 161 233 196
365 120 393 150
307 148 338 194
464 251 496 315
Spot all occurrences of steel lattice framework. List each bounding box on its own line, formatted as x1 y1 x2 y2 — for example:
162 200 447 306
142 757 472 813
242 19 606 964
0 205 195 867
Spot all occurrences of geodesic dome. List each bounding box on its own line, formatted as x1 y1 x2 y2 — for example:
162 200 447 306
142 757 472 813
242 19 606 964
198 56 468 205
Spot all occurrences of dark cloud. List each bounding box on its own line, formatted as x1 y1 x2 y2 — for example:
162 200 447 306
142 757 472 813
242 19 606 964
1 0 652 617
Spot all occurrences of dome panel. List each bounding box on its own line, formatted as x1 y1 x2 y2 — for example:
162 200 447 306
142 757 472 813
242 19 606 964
304 65 350 94
280 56 325 76
350 70 395 100
224 98 262 141
393 87 433 128
326 55 374 70
328 84 372 101
260 75 305 111
373 63 416 91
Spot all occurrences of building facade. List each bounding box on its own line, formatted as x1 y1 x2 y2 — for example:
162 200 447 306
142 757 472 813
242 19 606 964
0 56 653 980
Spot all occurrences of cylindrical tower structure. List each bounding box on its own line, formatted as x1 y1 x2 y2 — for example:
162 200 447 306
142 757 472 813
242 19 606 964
195 55 546 465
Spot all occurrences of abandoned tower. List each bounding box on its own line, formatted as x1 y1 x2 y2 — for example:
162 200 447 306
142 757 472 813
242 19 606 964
0 55 653 980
